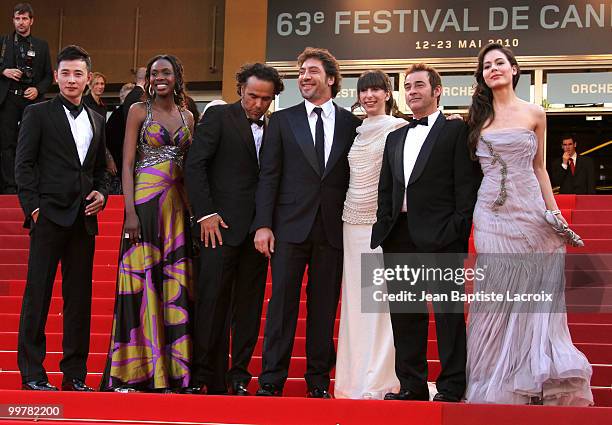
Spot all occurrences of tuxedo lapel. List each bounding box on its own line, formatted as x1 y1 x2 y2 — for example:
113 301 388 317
82 105 99 166
49 96 81 167
393 126 409 185
229 101 258 162
322 103 348 180
288 102 320 177
407 113 445 186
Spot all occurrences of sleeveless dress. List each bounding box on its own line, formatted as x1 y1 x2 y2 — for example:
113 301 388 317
100 102 194 391
335 115 407 399
466 128 593 405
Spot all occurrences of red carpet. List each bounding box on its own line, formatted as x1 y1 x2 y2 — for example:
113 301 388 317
0 194 611 424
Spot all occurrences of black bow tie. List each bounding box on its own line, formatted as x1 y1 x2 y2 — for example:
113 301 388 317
407 117 429 128
248 118 265 127
59 95 84 118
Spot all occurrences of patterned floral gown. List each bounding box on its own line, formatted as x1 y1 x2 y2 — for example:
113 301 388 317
100 102 194 391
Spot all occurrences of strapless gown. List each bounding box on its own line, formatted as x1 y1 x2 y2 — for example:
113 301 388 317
465 128 593 406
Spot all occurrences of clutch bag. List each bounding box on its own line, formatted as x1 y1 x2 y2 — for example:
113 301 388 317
544 209 584 247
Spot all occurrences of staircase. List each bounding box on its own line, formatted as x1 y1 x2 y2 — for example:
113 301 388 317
0 194 610 406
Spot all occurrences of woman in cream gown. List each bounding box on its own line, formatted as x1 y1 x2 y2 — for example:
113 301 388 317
335 70 408 399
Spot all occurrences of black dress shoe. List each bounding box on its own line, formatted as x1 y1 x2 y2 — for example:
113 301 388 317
230 382 250 396
255 383 282 397
22 380 58 391
307 388 333 399
62 378 94 392
182 385 207 394
384 389 429 401
432 392 461 403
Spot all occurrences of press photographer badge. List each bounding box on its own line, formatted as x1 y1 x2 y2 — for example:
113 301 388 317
27 50 35 58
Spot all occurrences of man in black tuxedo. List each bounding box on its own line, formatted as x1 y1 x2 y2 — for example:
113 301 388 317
15 45 107 392
0 2 52 193
550 136 596 194
185 63 284 396
253 48 360 398
371 63 480 402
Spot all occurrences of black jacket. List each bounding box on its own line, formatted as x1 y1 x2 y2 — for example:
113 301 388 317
550 155 596 195
371 113 481 252
185 101 263 246
15 96 108 234
251 101 360 250
0 32 52 105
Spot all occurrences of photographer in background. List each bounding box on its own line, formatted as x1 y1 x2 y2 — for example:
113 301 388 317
0 3 52 194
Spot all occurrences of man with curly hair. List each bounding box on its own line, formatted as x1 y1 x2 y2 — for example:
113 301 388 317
185 62 283 396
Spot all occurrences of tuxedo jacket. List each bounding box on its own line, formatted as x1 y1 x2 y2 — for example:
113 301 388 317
15 96 108 234
550 155 596 195
371 114 481 252
252 101 360 250
0 33 53 105
185 101 263 246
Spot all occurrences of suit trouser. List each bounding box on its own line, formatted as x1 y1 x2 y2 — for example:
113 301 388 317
0 92 31 193
259 213 343 391
17 212 95 383
382 214 467 398
192 234 268 391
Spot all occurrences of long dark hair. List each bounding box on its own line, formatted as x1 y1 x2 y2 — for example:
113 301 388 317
144 54 186 107
351 70 397 115
467 43 521 158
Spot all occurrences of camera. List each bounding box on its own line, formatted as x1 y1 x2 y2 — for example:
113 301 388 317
18 65 33 84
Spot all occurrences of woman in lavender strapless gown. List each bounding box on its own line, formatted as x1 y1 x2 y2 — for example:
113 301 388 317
465 43 593 406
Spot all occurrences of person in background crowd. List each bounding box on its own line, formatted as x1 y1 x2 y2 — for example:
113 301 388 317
185 63 283 396
100 54 195 393
465 42 593 406
550 135 596 194
122 66 146 121
201 99 226 120
334 70 406 400
83 71 107 117
0 2 52 194
104 82 135 194
15 44 107 392
83 71 117 184
253 47 360 398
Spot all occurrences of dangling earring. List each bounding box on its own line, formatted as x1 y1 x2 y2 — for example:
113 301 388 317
174 87 179 96
148 85 155 97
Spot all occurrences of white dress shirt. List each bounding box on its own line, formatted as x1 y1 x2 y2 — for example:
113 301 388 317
561 152 578 170
305 98 335 165
63 105 93 165
402 110 441 212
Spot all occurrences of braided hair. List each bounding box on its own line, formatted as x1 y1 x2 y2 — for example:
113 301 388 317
144 54 186 107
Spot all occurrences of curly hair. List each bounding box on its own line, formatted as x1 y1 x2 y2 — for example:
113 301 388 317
235 62 284 97
297 47 342 98
467 43 521 158
144 54 186 107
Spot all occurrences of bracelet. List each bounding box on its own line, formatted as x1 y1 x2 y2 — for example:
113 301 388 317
547 209 561 215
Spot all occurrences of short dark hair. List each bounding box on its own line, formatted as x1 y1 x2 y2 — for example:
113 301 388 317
405 63 442 106
13 2 33 17
235 63 284 97
57 45 92 71
297 47 342 98
561 134 577 144
354 70 397 115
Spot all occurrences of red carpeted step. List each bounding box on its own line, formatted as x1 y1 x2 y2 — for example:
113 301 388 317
0 235 121 250
575 195 612 210
555 194 577 210
0 250 120 266
572 210 612 225
571 224 612 239
575 343 612 364
567 240 612 253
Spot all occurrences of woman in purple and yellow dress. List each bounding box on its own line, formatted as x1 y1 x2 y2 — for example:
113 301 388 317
100 55 195 392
